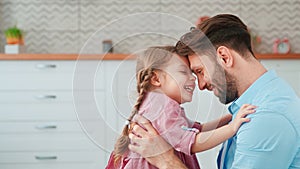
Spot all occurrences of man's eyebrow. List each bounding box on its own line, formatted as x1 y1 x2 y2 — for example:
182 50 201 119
190 65 202 73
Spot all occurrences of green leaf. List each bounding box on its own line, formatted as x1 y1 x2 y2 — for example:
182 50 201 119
4 26 23 38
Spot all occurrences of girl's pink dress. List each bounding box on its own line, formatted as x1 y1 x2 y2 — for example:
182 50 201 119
106 92 201 169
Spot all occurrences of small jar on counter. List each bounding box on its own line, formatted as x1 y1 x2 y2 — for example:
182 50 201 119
102 39 113 53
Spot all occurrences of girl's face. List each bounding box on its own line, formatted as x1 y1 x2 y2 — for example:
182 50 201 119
159 54 196 104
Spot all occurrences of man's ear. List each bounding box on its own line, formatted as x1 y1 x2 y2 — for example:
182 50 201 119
150 71 161 87
216 46 233 68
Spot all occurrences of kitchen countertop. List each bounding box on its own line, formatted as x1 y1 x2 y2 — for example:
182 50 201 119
0 53 300 60
0 53 133 60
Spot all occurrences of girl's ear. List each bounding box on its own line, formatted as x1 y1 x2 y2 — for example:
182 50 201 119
150 71 161 87
216 46 233 68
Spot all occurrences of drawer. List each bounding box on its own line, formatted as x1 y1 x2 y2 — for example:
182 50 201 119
261 60 300 96
0 91 104 103
0 120 113 151
0 133 104 151
0 150 110 169
0 61 75 72
0 103 106 121
0 120 108 134
277 72 300 96
0 72 105 90
0 121 84 133
0 61 105 90
0 61 102 73
0 103 78 121
0 162 107 169
261 60 300 71
0 151 106 163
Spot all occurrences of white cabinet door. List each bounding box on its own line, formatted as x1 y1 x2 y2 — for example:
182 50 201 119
0 121 83 133
0 151 103 163
101 60 136 135
261 60 300 96
0 133 98 151
0 61 105 90
94 60 136 167
0 60 109 169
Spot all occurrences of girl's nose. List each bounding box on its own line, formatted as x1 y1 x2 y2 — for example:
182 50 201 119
190 74 196 81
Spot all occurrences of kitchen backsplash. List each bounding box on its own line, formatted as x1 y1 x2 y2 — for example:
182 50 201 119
0 0 299 54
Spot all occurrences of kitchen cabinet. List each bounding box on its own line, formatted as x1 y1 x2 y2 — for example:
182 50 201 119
261 59 300 96
0 59 136 169
0 54 299 169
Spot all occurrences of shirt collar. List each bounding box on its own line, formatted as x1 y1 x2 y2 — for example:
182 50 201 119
228 70 277 115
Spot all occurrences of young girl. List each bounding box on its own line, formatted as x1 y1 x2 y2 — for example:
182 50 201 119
106 46 255 169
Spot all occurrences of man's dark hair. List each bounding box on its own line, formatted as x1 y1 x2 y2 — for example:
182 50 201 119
176 14 254 59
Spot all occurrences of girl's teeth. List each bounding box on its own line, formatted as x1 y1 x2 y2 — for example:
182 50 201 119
184 86 193 91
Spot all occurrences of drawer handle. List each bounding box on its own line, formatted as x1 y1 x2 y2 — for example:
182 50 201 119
35 124 57 130
35 95 57 100
36 64 57 69
35 156 57 160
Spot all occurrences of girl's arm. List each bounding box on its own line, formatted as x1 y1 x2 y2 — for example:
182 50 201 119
201 114 232 132
191 104 256 153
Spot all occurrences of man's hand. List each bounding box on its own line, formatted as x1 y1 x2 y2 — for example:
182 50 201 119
128 114 187 169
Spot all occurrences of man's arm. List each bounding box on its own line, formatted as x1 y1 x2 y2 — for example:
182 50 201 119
128 114 188 169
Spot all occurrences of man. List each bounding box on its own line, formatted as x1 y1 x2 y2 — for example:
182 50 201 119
128 14 300 169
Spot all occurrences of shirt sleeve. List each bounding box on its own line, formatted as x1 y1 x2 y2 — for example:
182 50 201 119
192 122 202 132
231 111 297 169
143 101 198 155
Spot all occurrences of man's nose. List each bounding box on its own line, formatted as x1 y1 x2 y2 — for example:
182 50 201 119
197 78 207 90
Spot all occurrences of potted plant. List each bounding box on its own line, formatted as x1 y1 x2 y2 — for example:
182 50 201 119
4 26 24 45
4 26 25 54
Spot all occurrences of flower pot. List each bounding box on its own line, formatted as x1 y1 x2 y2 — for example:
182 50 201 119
5 44 25 54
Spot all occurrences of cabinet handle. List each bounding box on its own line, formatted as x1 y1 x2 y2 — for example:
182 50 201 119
35 124 57 130
35 64 57 69
35 95 57 100
35 156 57 160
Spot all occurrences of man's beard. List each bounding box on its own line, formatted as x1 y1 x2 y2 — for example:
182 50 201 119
212 63 238 104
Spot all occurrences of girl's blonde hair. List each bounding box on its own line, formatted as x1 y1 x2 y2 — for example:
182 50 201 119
113 46 176 165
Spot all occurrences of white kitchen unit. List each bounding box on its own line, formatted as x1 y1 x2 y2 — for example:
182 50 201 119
261 59 300 97
0 54 299 169
0 58 136 169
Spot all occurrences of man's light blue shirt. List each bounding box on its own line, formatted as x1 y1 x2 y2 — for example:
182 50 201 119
220 70 300 169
